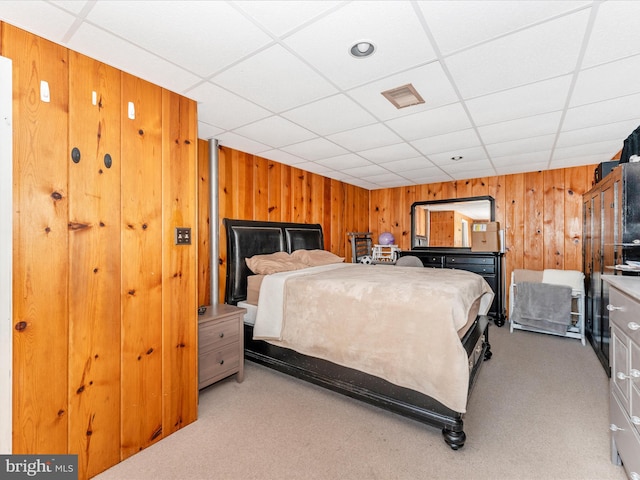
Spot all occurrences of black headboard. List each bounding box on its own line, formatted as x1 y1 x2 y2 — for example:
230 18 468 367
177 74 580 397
223 219 324 305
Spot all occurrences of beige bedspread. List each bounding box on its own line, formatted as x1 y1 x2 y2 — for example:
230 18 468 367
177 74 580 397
253 264 494 413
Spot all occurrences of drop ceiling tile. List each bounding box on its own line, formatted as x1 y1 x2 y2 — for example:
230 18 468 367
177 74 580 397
440 159 494 174
67 24 201 94
258 149 307 166
478 112 563 145
582 1 640 68
386 103 472 141
315 154 372 170
445 9 589 98
556 120 640 149
212 44 338 112
570 55 640 107
358 143 422 163
323 170 359 183
50 1 92 14
340 163 390 178
553 139 622 161
486 134 556 158
466 76 572 126
86 1 272 77
418 1 589 55
216 131 273 155
0 1 76 42
233 116 316 149
411 129 481 156
234 1 341 36
293 161 333 175
327 123 402 152
189 82 271 130
197 122 224 140
492 151 552 168
280 137 348 161
407 168 454 184
376 157 434 172
349 178 380 190
281 94 376 136
563 93 640 132
549 153 610 169
428 146 488 166
363 172 408 184
283 1 437 90
347 62 459 121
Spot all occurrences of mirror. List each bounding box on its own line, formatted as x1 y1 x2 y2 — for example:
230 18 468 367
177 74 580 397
411 196 495 249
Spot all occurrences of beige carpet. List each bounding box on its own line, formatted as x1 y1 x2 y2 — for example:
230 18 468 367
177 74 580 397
94 324 627 480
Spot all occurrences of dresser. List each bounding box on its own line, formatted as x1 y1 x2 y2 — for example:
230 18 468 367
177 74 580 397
605 275 640 479
400 249 505 326
198 303 246 389
583 163 640 374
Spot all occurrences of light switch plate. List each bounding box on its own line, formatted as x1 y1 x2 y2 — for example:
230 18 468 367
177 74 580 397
175 227 191 245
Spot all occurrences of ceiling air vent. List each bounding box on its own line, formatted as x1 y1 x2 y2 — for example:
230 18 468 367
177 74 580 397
381 83 425 109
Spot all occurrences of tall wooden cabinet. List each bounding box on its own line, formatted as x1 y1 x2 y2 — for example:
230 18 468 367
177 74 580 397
4 23 198 479
583 163 640 374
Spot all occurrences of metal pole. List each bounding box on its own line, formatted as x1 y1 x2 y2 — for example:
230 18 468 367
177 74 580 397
208 138 219 306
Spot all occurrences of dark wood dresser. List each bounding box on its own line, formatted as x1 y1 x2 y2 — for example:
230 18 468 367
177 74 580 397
400 249 505 326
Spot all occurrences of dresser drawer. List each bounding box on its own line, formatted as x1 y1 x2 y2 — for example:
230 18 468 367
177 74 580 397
609 288 640 344
612 324 631 410
199 317 239 352
199 343 240 387
445 257 495 274
418 255 444 267
610 391 640 478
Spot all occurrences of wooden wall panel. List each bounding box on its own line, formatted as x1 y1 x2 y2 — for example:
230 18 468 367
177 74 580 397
523 171 545 271
369 166 595 314
161 90 198 438
197 141 211 306
6 24 70 454
543 169 566 269
206 145 370 303
120 73 163 459
205 143 594 316
7 23 198 478
67 52 121 479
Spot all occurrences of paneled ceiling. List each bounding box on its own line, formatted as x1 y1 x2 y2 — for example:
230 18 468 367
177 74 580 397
2 0 639 189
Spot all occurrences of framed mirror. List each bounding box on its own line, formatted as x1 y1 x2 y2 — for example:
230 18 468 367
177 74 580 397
411 196 495 249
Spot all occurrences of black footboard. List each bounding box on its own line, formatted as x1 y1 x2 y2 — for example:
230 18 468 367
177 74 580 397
244 315 491 450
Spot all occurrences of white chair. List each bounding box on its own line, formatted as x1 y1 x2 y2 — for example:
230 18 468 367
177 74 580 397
509 269 585 345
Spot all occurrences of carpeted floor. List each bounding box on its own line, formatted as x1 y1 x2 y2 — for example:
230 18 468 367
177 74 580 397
94 323 627 480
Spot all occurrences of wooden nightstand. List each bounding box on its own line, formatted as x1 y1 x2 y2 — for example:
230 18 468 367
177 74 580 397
198 303 246 389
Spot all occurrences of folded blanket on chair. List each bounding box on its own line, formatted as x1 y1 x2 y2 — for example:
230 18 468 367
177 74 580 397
511 282 572 334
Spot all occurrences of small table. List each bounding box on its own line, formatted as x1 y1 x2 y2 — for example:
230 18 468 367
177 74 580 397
198 303 246 389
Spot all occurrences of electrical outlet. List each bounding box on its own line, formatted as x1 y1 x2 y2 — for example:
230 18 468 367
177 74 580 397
175 227 191 245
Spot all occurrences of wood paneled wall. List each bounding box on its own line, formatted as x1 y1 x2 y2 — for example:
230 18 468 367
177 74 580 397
4 23 198 480
198 143 370 305
199 142 595 309
369 166 596 310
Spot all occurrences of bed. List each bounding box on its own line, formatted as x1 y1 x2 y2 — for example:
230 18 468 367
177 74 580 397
223 218 493 449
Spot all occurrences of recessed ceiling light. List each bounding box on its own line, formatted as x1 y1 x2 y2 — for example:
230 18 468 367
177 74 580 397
381 83 425 109
349 41 375 58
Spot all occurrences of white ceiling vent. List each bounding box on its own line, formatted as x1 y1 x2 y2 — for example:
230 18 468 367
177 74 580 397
381 83 425 109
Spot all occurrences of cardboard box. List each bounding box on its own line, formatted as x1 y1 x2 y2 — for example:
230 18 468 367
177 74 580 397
471 221 500 252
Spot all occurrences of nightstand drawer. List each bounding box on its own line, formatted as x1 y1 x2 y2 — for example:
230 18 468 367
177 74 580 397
199 317 239 352
199 343 240 387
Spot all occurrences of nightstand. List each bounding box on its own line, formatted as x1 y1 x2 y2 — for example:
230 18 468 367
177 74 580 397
198 303 246 389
